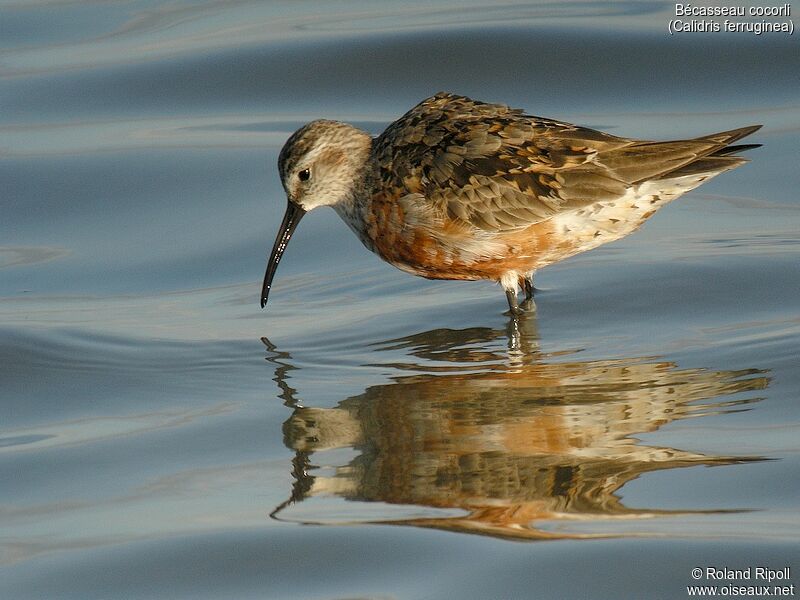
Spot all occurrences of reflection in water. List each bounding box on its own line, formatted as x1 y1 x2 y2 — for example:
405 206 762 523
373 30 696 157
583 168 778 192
265 315 768 541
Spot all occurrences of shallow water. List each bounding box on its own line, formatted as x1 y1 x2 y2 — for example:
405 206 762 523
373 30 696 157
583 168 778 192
2 2 799 598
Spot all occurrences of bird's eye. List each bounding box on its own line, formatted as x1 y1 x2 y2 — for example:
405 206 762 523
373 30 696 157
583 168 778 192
298 169 310 182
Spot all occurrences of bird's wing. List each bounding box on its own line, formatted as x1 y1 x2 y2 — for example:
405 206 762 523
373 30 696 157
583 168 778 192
373 92 758 232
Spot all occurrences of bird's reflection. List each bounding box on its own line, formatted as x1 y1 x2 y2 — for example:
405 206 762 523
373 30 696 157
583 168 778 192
264 314 768 541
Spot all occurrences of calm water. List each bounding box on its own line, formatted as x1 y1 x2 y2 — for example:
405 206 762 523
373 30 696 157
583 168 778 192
2 2 799 598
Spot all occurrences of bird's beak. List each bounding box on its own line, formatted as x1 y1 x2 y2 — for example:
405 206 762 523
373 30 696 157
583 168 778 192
261 201 306 308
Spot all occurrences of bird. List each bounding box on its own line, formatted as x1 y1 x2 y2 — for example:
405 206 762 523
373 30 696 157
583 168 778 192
261 92 761 314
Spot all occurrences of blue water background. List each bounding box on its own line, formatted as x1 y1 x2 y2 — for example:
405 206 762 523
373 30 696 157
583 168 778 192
2 2 799 598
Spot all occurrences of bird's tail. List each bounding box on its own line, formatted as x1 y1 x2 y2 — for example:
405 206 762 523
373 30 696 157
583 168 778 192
655 125 762 180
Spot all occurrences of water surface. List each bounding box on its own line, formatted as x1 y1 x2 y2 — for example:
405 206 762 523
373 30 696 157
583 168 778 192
2 1 799 598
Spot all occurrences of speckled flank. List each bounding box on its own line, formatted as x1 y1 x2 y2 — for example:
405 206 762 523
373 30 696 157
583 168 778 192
275 92 760 304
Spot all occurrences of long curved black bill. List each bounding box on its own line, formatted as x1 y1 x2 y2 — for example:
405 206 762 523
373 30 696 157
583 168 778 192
261 202 305 308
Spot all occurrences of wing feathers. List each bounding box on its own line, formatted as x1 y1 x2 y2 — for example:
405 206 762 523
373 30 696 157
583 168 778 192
373 93 761 232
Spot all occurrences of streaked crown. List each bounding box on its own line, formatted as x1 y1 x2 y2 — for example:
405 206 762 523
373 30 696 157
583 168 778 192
278 119 372 211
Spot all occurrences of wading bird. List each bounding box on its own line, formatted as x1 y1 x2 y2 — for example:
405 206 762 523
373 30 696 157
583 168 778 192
261 93 760 314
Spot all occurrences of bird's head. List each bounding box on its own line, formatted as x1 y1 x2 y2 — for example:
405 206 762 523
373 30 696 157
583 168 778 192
261 120 371 308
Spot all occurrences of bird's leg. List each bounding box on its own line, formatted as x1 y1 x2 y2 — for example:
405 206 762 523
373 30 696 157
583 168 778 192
523 272 535 301
505 288 522 316
520 274 535 311
502 272 524 315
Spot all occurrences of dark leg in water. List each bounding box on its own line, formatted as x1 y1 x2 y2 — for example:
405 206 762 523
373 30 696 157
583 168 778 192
523 273 535 301
505 288 522 315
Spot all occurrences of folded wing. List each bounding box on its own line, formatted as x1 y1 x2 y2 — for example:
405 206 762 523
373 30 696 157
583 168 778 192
373 92 761 232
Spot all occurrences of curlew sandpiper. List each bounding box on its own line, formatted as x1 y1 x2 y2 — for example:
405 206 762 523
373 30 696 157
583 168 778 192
261 92 761 314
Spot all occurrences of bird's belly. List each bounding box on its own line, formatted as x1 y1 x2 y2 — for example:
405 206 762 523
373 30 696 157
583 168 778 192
544 185 681 263
362 187 675 282
366 219 558 281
